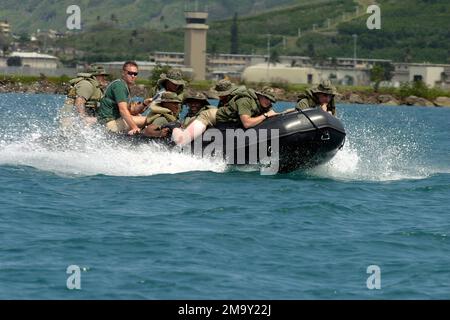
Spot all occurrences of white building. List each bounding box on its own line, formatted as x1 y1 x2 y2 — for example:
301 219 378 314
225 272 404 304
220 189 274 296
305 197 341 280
241 63 371 86
95 61 193 79
241 63 318 84
392 63 450 87
409 65 445 87
9 51 59 69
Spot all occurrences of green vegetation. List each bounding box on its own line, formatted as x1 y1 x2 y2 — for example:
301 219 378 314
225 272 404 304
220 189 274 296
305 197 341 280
0 74 70 85
45 0 449 65
0 0 299 34
322 0 450 63
370 62 395 92
2 74 449 102
57 26 184 63
208 0 356 55
398 81 450 100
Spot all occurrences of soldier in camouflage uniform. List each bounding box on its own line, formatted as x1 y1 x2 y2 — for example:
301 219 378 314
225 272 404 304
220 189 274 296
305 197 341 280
182 90 213 127
59 65 109 129
210 79 247 108
172 87 279 145
146 69 186 109
296 80 338 116
142 92 182 138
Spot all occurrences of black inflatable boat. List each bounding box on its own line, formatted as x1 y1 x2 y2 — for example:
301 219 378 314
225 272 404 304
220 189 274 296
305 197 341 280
123 108 345 174
189 108 345 173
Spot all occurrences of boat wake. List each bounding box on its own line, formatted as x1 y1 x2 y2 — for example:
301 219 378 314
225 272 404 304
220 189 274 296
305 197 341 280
0 95 445 180
307 131 440 182
0 124 227 177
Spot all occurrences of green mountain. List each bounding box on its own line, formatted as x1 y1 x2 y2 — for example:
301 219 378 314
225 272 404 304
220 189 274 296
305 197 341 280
6 0 449 64
207 0 450 64
0 0 300 33
54 0 355 63
295 0 450 64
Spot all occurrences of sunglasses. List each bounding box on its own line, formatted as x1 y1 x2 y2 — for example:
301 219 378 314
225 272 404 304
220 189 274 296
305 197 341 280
126 71 139 77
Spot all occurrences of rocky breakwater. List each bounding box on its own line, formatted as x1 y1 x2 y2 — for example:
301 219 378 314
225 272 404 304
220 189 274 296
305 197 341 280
0 78 67 95
336 91 450 108
1 79 449 108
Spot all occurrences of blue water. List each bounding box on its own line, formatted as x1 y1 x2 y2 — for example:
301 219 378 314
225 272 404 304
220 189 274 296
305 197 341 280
0 93 449 299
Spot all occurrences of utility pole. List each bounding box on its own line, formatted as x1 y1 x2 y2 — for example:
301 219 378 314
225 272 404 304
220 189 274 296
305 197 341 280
298 28 301 38
352 34 358 68
267 33 271 81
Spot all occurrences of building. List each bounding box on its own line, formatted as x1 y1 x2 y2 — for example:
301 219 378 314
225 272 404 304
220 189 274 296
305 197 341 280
241 63 319 84
94 61 193 79
409 65 445 87
150 51 263 79
0 20 11 36
241 63 371 86
392 63 450 88
8 51 59 69
150 52 184 66
149 47 450 87
184 11 209 81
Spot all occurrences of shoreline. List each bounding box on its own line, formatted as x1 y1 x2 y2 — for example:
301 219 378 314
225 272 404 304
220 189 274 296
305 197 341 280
1 78 450 108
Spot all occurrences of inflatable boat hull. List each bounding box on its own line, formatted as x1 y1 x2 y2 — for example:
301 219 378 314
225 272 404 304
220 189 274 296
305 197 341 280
189 108 346 173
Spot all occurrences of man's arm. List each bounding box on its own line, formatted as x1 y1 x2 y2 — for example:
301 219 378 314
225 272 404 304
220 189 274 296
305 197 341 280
237 98 278 129
118 102 140 133
240 110 278 129
143 124 170 138
74 97 88 116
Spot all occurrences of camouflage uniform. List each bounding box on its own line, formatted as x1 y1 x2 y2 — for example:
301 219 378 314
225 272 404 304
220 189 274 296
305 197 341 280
145 92 182 128
147 69 186 105
62 65 108 116
196 87 277 127
210 79 247 108
296 80 338 115
59 65 109 130
182 90 213 127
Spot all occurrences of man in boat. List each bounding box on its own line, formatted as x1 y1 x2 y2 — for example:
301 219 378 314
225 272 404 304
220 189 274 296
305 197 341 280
142 92 182 138
296 80 338 115
146 69 186 109
172 87 279 146
182 90 214 127
210 79 246 108
97 61 149 135
59 65 109 128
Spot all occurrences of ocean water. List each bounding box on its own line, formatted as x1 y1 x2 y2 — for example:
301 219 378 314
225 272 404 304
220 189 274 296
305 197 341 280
0 93 449 299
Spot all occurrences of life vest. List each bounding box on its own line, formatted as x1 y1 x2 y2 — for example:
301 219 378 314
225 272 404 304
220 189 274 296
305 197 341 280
297 89 336 115
183 105 214 127
227 89 261 114
66 73 104 110
146 105 179 126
